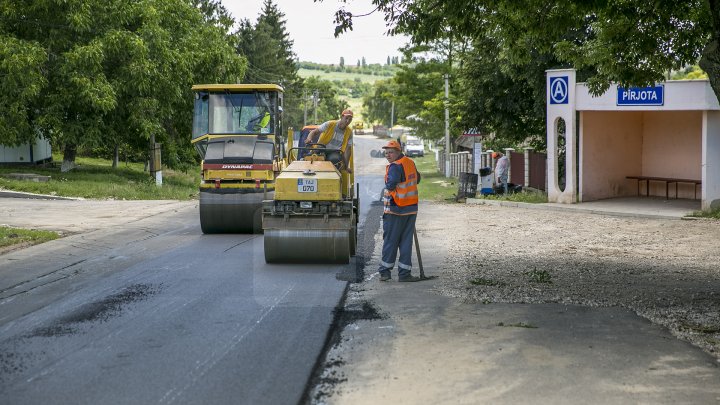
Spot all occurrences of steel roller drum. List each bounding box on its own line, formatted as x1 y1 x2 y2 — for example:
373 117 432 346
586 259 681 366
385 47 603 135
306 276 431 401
263 213 353 263
199 190 270 234
264 228 350 264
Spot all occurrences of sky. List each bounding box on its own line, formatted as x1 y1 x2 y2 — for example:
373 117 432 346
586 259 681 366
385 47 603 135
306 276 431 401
223 0 409 65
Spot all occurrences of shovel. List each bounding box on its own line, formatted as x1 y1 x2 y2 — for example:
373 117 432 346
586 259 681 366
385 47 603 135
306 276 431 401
413 228 437 281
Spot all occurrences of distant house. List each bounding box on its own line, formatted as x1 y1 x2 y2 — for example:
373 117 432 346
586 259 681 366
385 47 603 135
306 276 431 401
454 133 485 153
0 136 52 164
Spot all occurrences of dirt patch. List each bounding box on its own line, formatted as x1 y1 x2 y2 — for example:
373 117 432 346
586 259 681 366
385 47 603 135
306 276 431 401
431 203 720 357
0 242 34 256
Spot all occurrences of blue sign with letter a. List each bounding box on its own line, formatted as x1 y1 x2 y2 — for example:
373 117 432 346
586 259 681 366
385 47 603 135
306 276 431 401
617 85 664 106
550 76 569 104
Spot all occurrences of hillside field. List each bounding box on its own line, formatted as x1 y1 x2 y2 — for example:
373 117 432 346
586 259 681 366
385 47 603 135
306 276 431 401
297 68 392 84
298 68 388 122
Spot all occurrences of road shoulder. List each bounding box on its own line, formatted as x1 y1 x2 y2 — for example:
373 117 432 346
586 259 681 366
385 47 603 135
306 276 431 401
310 201 720 404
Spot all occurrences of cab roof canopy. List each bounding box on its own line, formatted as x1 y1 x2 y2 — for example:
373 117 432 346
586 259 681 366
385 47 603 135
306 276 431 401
192 84 284 92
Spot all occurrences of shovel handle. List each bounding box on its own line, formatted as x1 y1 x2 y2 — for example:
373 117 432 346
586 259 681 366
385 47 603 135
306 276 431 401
413 227 425 278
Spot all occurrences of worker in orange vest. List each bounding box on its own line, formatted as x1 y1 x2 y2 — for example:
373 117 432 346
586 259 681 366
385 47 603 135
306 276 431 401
378 139 422 282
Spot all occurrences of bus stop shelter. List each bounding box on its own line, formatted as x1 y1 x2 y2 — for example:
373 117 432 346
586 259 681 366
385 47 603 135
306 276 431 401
546 69 720 211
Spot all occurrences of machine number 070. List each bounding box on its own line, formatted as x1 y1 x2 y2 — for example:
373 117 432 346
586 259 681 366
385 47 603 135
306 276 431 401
297 178 317 193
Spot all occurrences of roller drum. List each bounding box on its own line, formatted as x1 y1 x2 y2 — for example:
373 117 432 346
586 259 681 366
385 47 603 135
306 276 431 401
263 214 353 263
264 229 350 264
199 189 271 234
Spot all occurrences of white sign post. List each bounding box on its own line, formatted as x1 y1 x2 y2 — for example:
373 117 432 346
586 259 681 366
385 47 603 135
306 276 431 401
473 142 483 174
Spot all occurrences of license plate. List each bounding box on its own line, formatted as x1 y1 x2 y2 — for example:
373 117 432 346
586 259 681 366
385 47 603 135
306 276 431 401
297 178 317 193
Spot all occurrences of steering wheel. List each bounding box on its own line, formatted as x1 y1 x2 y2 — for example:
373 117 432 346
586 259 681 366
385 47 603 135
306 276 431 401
304 143 346 170
304 142 327 155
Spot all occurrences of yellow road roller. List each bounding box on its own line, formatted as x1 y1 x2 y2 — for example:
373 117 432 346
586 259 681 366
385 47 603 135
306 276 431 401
262 140 358 264
191 84 285 233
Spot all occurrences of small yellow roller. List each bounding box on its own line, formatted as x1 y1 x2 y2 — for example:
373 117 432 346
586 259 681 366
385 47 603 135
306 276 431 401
263 145 357 263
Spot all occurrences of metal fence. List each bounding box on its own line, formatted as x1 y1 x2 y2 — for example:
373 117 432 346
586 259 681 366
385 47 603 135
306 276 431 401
438 148 547 191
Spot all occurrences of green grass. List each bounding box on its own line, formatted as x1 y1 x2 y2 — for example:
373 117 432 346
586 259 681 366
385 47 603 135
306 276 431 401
298 68 389 84
0 153 198 200
477 190 548 203
689 208 720 219
525 269 553 284
415 151 458 202
0 226 59 248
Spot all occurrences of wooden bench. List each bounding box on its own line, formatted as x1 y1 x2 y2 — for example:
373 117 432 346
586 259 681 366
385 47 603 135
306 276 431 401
626 176 701 199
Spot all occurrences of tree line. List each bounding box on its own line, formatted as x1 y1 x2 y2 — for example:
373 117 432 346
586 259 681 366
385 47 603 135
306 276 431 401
332 0 717 152
0 0 250 171
0 0 349 172
4 0 715 171
299 61 398 77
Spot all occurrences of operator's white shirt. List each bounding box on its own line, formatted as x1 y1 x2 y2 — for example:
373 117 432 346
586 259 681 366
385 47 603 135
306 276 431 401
318 121 352 150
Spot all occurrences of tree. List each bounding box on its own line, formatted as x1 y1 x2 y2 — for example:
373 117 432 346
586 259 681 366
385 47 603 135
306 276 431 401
327 0 718 149
236 0 304 131
339 56 345 69
302 76 349 123
360 36 466 144
0 0 245 172
363 79 396 127
356 1 714 93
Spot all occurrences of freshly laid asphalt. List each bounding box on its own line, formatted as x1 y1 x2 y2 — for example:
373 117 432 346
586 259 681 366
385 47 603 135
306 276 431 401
1 191 719 404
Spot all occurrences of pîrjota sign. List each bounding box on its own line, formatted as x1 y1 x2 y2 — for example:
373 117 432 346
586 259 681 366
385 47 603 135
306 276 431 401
617 85 664 106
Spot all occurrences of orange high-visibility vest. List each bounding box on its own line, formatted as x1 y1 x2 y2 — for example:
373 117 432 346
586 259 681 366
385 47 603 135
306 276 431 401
385 156 419 207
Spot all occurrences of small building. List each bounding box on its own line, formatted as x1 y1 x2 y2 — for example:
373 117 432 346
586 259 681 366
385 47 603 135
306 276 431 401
0 137 52 164
546 69 720 211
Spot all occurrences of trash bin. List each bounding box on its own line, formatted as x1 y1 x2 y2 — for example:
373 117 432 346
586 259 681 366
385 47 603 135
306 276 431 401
479 167 494 195
456 172 478 200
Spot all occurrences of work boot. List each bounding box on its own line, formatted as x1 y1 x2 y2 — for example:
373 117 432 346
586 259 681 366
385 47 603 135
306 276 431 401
398 275 422 282
379 273 391 282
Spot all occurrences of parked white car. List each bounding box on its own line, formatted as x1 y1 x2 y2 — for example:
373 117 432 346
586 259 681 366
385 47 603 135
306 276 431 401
404 135 424 157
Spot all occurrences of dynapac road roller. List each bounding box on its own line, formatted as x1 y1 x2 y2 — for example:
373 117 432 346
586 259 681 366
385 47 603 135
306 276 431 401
262 137 358 264
191 84 284 233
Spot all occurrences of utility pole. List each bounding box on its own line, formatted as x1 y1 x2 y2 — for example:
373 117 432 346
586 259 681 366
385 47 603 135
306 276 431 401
313 90 319 123
390 100 395 138
303 89 308 126
444 74 450 177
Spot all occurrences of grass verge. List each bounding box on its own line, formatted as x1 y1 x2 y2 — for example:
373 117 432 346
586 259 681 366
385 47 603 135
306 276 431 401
0 154 198 200
476 190 548 203
0 226 59 249
689 208 720 219
414 151 458 202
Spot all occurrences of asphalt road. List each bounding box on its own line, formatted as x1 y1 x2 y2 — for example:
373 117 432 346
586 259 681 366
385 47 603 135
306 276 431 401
0 135 390 405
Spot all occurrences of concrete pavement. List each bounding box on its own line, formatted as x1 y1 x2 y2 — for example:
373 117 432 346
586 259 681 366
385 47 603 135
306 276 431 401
467 196 701 220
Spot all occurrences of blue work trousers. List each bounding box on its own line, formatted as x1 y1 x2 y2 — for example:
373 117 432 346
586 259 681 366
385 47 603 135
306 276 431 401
499 175 508 194
378 213 416 278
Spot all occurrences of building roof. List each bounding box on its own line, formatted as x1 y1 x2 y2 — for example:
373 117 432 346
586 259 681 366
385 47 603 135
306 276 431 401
191 84 284 92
